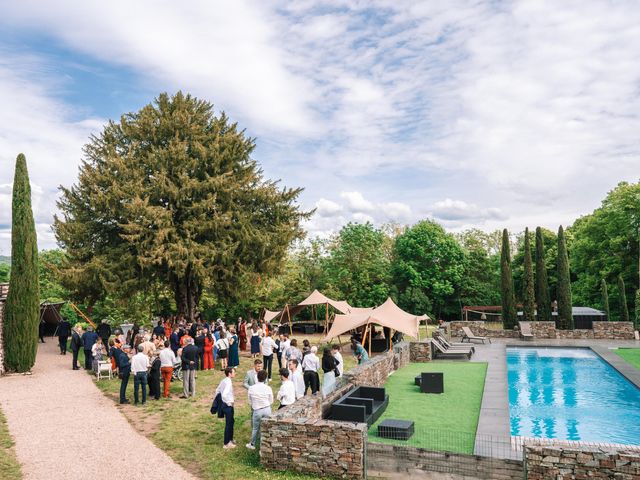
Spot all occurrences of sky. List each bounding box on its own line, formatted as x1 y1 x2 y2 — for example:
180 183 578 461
0 0 639 255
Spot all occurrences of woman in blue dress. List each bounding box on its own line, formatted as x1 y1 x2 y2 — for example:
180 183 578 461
250 324 261 358
228 327 240 368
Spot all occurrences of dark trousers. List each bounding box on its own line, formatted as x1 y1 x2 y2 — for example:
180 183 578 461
198 349 204 370
263 354 274 380
276 352 282 370
134 372 148 404
59 336 68 354
303 370 320 395
148 375 160 400
72 349 80 369
222 405 235 445
84 349 93 370
120 368 131 403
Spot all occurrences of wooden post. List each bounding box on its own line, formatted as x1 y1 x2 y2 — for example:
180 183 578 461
368 323 372 357
361 324 369 350
286 304 292 336
325 302 329 333
389 329 393 351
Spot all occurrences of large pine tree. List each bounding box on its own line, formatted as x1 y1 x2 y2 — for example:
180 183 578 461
618 275 629 322
635 289 640 329
500 229 517 329
556 226 573 329
601 279 610 321
522 228 535 321
4 154 40 372
54 92 309 320
535 227 551 321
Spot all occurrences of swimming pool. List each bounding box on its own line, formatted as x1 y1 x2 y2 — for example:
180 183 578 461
507 347 640 445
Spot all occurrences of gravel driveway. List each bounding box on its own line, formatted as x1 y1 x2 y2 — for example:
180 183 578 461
0 339 196 480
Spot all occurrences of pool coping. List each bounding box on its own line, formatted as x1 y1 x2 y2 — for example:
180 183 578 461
472 341 640 457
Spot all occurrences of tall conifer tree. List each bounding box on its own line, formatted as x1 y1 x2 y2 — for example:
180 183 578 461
618 275 629 322
522 228 535 321
635 289 640 329
601 279 610 321
500 229 517 329
556 226 573 329
4 154 40 372
535 227 551 321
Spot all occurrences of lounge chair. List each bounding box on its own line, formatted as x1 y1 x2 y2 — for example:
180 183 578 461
461 326 491 344
518 321 534 341
431 338 472 359
433 331 475 353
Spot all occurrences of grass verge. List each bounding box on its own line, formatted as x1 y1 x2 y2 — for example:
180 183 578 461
616 348 640 370
368 361 488 454
0 407 22 479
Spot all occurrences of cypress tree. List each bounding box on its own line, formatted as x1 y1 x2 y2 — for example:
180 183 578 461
3 154 40 372
535 227 551 321
601 279 610 321
635 289 640 330
556 226 573 329
522 228 535 321
618 275 629 323
500 228 517 329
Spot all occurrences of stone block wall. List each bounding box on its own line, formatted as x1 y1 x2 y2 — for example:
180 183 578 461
343 348 396 388
409 340 432 362
261 412 367 478
367 443 524 480
393 341 410 370
593 321 635 340
448 321 518 339
0 301 4 375
525 444 640 479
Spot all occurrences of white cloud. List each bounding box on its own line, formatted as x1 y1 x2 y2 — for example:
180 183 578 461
340 191 375 213
315 198 343 217
430 199 507 223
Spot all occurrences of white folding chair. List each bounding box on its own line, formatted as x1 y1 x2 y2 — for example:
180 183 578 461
96 360 113 380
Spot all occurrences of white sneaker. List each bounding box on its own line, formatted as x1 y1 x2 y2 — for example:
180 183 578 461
223 443 236 449
246 443 256 450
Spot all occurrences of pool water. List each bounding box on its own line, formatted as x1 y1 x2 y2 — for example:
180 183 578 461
507 347 640 445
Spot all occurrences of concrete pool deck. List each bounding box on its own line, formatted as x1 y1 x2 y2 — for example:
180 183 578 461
455 337 640 457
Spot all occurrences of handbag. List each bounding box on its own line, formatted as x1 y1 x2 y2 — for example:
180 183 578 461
334 358 341 377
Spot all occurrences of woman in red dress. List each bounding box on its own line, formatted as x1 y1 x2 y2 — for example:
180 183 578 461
238 318 247 351
203 329 214 370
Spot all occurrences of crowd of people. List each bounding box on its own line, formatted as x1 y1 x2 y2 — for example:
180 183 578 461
54 314 370 450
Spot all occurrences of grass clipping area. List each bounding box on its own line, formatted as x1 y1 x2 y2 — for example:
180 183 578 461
0 408 22 479
368 362 487 454
616 348 640 370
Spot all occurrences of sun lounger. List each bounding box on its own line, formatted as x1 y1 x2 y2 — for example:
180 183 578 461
433 331 475 353
431 338 472 359
461 326 491 344
518 321 534 341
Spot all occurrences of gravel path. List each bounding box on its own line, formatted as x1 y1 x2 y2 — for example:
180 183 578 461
0 340 196 480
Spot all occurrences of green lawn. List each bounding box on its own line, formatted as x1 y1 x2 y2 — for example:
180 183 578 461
93 341 358 480
0 408 22 479
616 348 640 370
368 362 487 454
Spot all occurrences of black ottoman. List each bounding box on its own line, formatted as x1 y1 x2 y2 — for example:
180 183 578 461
378 419 414 440
420 372 444 394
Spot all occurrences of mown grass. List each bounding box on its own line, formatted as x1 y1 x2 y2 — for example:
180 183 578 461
368 362 488 454
93 336 358 480
616 348 640 370
0 408 22 480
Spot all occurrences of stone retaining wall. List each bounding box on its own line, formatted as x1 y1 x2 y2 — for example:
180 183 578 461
0 301 4 375
409 340 432 362
524 444 640 479
367 443 525 480
449 320 636 340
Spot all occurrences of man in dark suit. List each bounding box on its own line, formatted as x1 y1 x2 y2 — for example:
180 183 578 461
57 318 71 355
170 327 180 355
71 326 83 370
180 338 199 398
81 326 99 370
114 346 131 404
194 329 205 370
153 320 165 338
96 320 111 350
39 318 46 343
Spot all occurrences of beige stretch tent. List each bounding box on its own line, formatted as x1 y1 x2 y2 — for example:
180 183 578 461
324 297 430 354
262 290 355 334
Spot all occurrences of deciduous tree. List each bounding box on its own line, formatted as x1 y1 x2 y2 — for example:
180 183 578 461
618 275 629 322
601 279 610 321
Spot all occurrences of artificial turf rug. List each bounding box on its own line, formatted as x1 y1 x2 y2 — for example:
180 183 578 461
616 348 640 371
368 361 488 454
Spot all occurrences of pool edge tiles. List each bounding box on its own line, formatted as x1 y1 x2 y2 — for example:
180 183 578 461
506 346 640 446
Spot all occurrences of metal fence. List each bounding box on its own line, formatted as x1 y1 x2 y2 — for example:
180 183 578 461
366 426 525 479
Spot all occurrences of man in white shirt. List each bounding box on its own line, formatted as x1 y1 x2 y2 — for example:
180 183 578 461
131 345 150 405
332 344 344 376
215 367 236 449
159 340 177 398
276 368 296 409
301 345 321 395
288 359 305 399
246 370 273 449
261 331 277 383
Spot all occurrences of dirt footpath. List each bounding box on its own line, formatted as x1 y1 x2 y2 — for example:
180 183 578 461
0 340 196 480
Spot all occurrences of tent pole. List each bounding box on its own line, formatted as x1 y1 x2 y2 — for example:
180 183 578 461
287 304 292 336
368 324 372 357
325 302 329 333
389 329 393 351
361 324 369 350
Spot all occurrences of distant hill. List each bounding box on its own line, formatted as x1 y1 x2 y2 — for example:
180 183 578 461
0 256 10 265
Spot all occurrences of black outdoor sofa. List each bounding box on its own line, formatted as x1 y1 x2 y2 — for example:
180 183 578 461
326 386 389 426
